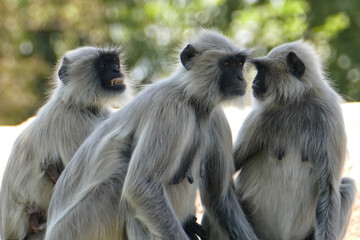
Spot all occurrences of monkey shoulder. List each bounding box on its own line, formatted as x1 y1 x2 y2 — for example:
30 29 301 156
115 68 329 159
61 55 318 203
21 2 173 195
26 96 110 169
208 107 228 125
278 100 343 162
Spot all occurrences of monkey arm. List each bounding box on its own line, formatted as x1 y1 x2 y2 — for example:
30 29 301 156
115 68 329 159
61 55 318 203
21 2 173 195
314 154 341 240
309 116 343 240
199 110 258 240
312 130 345 240
122 176 189 240
233 115 261 171
121 116 193 240
233 143 259 171
198 156 258 240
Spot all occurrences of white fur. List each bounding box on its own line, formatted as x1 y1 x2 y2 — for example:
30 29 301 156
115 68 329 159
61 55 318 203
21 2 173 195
233 41 356 240
0 46 132 240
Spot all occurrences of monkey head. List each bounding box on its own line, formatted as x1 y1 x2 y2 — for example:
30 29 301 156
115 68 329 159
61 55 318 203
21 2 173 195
56 46 131 107
94 52 125 92
251 41 325 104
179 30 249 110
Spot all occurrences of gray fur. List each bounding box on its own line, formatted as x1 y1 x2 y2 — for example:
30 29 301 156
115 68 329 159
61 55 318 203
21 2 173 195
200 109 257 240
45 30 257 240
0 46 132 240
233 41 356 240
338 177 356 239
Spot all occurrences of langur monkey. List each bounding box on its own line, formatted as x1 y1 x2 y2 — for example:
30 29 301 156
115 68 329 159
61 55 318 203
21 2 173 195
233 41 356 240
0 46 133 240
45 30 258 240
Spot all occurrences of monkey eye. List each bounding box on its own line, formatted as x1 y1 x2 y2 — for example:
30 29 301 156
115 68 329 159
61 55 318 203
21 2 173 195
223 61 230 67
100 63 107 70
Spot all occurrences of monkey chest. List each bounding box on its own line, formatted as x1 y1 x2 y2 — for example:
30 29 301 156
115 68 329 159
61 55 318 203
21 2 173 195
236 150 317 239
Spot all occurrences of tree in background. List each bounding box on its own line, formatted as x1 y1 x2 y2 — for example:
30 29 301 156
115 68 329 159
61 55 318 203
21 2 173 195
0 0 359 124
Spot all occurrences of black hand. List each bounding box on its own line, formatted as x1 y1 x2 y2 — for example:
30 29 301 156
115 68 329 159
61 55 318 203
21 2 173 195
183 216 208 240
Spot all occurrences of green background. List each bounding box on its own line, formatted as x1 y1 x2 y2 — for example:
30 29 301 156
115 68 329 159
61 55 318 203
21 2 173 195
1 0 359 124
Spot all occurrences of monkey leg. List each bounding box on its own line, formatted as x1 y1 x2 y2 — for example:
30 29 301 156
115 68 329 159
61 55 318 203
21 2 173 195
25 202 47 234
338 177 356 239
41 160 64 184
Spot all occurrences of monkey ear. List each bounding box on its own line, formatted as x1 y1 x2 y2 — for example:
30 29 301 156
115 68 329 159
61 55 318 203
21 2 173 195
286 51 305 79
58 57 70 84
180 44 199 71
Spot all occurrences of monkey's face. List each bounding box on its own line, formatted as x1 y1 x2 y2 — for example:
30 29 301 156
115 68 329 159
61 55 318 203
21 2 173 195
95 54 126 93
251 49 306 102
218 53 247 97
57 47 130 106
251 58 270 100
180 43 248 105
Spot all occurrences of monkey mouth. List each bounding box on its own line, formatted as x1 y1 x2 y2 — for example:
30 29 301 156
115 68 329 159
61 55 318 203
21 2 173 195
110 78 124 86
103 77 126 91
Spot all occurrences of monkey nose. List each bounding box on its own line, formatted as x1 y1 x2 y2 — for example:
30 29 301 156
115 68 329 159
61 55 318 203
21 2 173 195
237 75 244 81
111 64 120 72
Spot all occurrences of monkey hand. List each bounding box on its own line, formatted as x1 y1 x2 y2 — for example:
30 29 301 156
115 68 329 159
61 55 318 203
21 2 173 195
183 215 207 240
25 202 47 233
41 159 64 184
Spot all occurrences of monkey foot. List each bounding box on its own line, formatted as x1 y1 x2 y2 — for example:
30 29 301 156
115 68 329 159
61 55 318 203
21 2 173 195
42 160 64 184
25 202 47 233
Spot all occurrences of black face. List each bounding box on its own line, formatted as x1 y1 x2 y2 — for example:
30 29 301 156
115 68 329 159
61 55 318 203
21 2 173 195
219 53 247 97
95 54 125 92
251 60 268 99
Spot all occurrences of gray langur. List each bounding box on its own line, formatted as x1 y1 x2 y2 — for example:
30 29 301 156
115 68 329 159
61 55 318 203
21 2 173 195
0 46 133 240
44 30 258 240
232 41 356 240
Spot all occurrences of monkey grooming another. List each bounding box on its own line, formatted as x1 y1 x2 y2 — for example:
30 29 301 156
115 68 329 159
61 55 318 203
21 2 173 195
45 30 257 240
233 41 356 240
0 46 132 240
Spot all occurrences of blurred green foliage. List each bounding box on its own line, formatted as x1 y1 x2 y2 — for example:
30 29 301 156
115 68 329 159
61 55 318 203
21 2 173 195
0 0 359 124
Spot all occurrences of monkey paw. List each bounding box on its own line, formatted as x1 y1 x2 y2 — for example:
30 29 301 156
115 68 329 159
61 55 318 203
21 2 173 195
25 202 47 233
41 160 64 184
183 215 207 240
